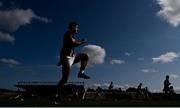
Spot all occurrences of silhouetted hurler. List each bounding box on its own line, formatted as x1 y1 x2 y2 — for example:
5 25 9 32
54 21 90 104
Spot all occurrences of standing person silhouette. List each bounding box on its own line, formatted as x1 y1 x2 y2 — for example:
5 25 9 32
54 21 90 104
108 81 114 90
163 75 171 94
136 83 144 99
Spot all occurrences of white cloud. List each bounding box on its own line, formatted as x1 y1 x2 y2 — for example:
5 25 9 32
88 83 130 90
0 32 15 43
142 69 159 74
137 58 145 61
86 83 109 89
87 83 135 91
152 52 179 64
82 44 106 65
157 0 180 27
174 86 180 93
125 52 131 56
0 58 20 65
151 89 161 93
110 59 125 64
170 74 178 79
0 8 49 32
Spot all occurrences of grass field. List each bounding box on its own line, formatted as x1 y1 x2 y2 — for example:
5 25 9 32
0 93 180 107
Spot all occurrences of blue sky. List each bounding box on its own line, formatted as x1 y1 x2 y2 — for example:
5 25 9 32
0 0 180 92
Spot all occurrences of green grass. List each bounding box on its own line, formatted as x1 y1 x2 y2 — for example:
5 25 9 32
0 97 180 107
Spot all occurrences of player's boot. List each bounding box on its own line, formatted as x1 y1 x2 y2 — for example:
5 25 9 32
78 73 90 79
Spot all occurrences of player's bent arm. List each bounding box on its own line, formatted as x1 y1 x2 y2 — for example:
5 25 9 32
71 38 86 47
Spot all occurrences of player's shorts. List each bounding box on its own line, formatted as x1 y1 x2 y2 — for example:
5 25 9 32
66 55 75 67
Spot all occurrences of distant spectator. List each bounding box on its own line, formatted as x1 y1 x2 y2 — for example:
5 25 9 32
136 83 144 99
143 87 151 99
72 87 79 99
95 86 102 99
108 82 114 90
163 75 171 94
169 86 175 94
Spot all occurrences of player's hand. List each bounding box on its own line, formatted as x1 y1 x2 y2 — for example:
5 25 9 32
81 39 87 44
